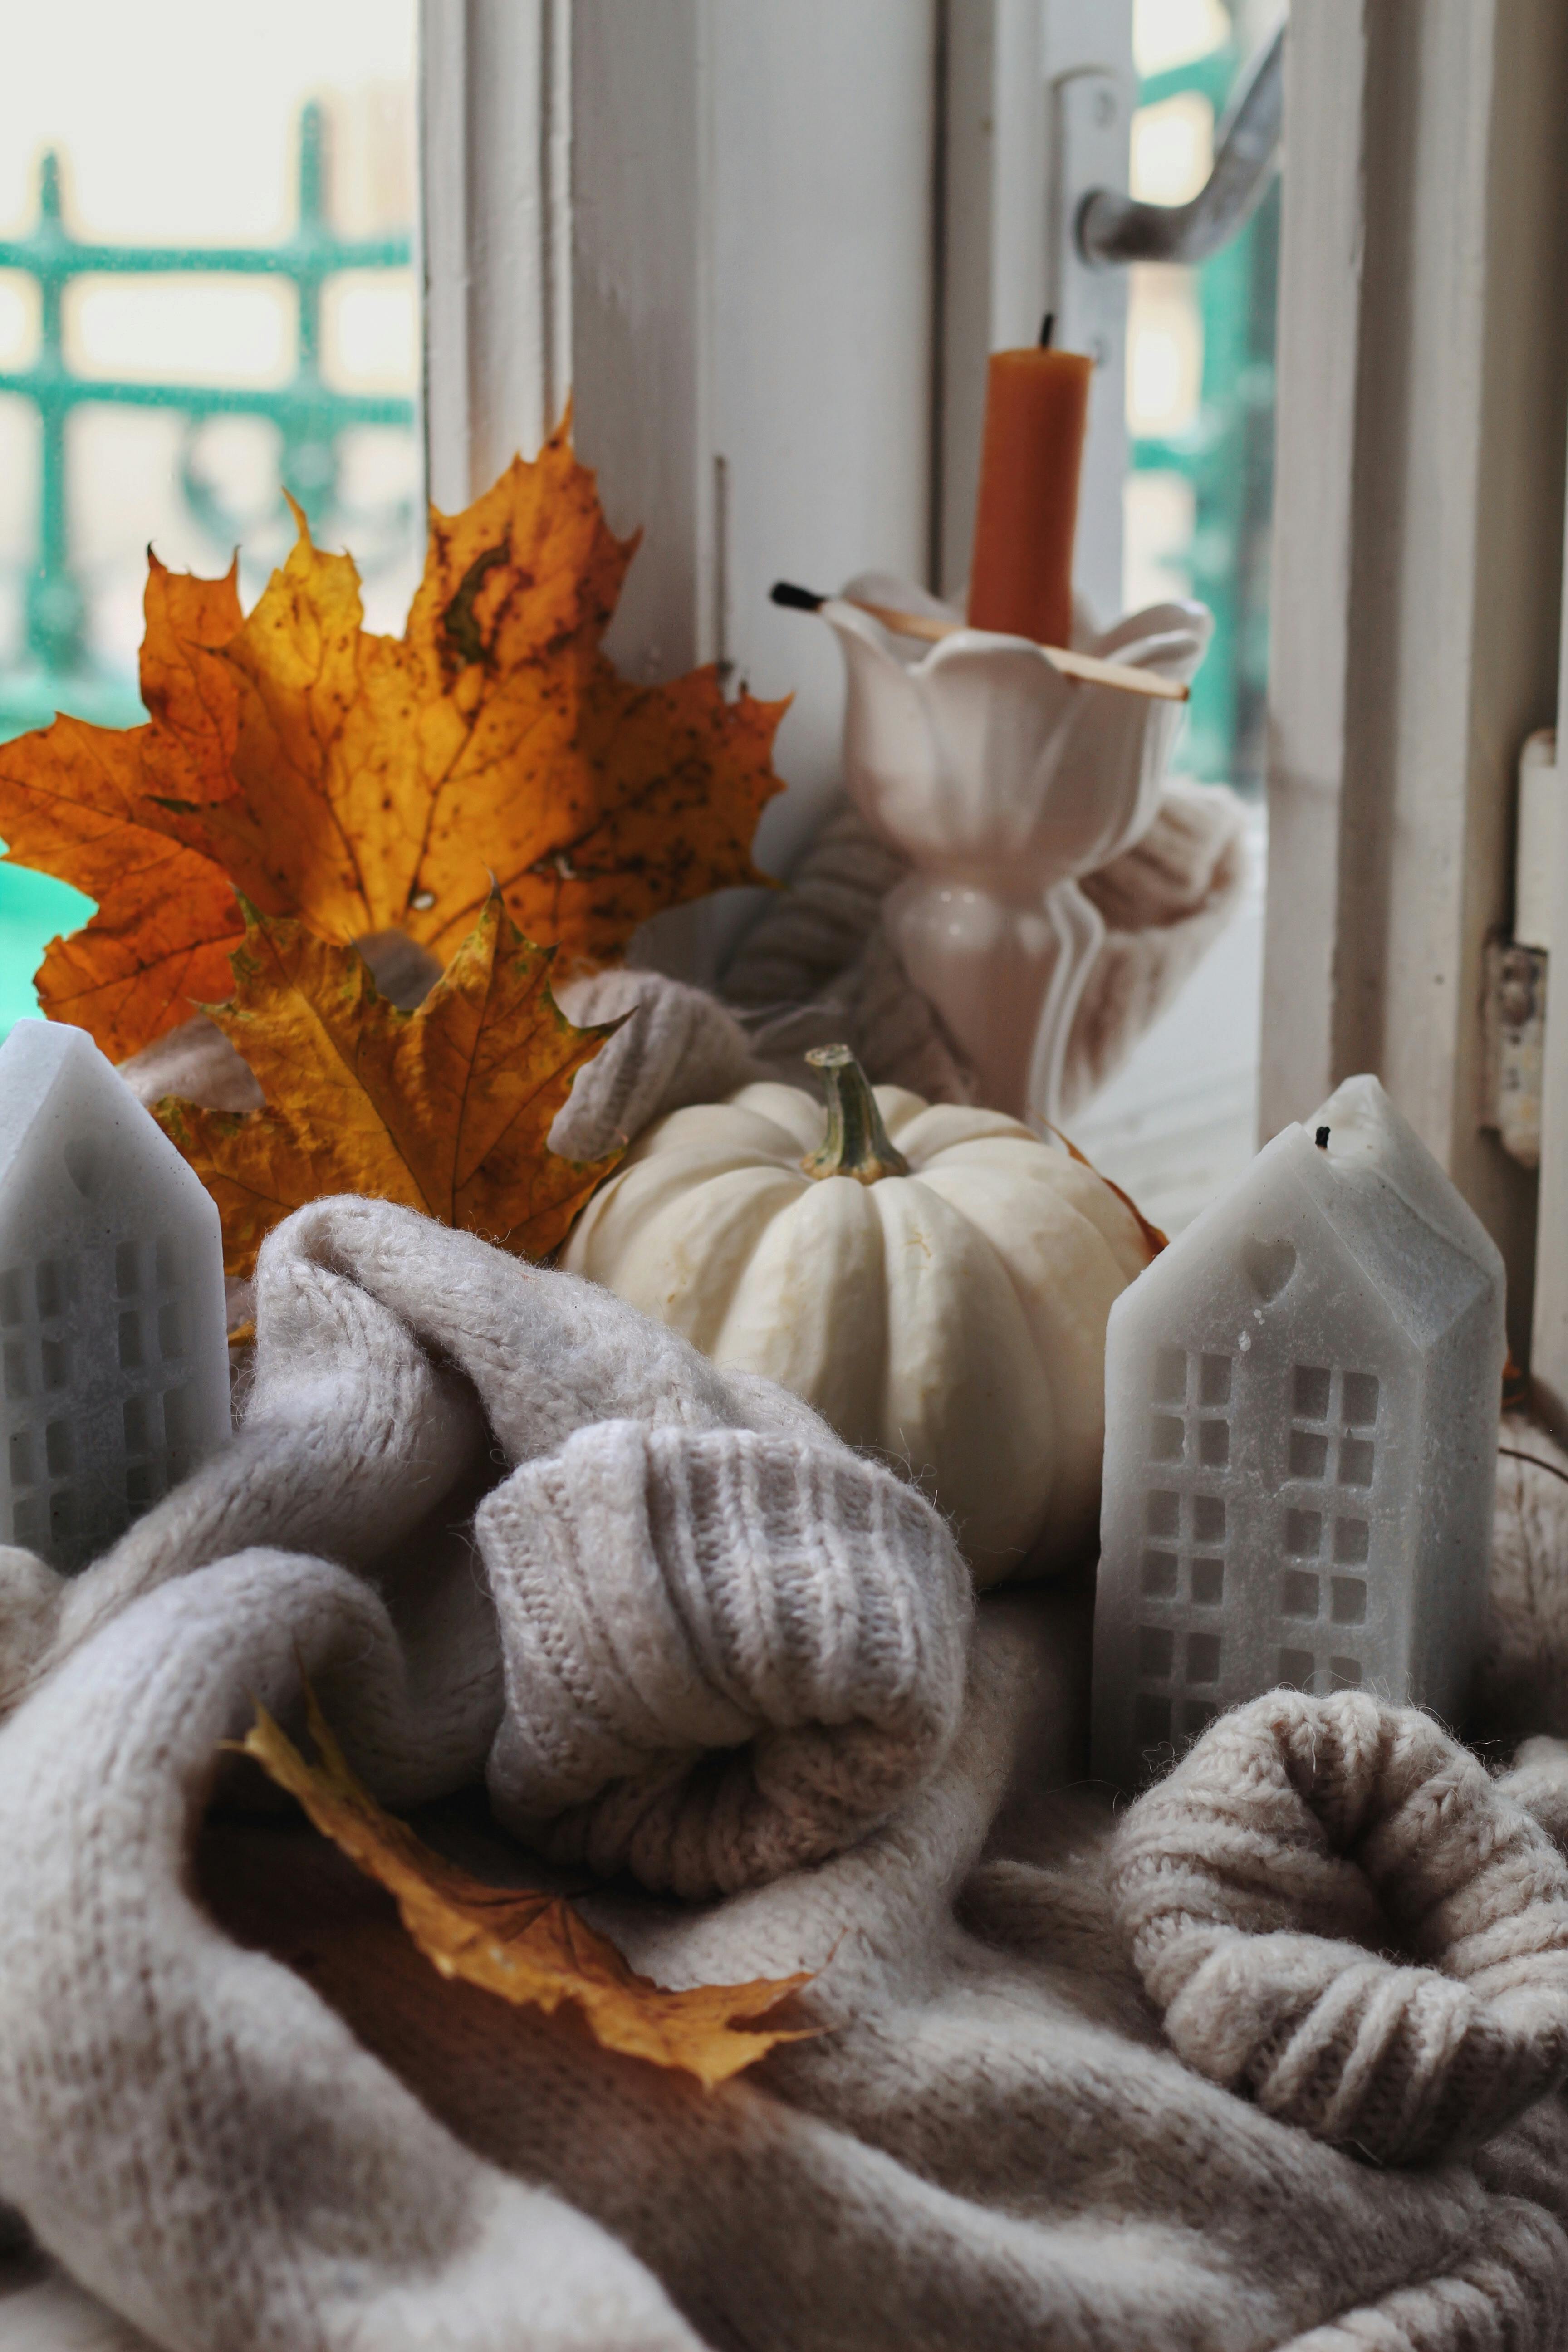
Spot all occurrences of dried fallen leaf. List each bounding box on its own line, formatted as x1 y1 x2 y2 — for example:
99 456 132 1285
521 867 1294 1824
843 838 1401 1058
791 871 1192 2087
0 558 245 1056
0 426 785 1061
1049 1122 1167 1260
157 894 619 1277
168 436 787 966
238 1681 814 2089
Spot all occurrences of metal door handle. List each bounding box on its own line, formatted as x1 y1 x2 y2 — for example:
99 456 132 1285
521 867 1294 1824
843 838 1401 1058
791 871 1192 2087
1076 19 1284 270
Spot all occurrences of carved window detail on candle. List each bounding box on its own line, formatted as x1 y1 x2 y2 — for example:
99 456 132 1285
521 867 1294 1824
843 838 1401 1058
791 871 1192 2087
1141 1550 1178 1598
1193 1495 1225 1543
1147 1490 1180 1538
162 1384 197 1484
1285 1509 1321 1555
1331 1577 1367 1625
1282 1570 1319 1619
1198 1418 1230 1467
1191 1558 1224 1604
1183 1700 1220 1738
0 1225 203 1569
1338 1437 1376 1488
1288 1429 1329 1480
1136 1627 1175 1679
1186 1632 1222 1684
1334 1518 1370 1564
0 1028 239 1578
1148 1414 1184 1463
1343 1373 1380 1427
1293 1365 1332 1420
1330 1657 1362 1691
1278 1648 1317 1692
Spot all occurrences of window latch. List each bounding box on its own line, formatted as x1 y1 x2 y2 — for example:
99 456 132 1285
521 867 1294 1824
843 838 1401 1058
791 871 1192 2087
1075 18 1285 271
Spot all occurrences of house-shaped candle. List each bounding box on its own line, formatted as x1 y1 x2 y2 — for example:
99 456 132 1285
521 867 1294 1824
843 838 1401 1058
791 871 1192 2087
0 1021 229 1575
1092 1073 1505 1793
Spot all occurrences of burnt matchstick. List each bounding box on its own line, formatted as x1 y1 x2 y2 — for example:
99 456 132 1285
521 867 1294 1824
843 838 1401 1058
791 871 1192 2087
768 581 1189 704
770 581 827 614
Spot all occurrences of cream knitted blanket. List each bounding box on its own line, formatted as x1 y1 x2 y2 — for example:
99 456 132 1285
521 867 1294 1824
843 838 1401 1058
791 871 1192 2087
5 1204 1568 2350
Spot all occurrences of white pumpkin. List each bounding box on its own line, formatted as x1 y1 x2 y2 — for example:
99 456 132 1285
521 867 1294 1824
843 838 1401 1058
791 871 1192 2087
563 1045 1152 1585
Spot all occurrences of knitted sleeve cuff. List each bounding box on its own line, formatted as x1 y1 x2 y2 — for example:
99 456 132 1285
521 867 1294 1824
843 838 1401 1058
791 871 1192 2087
1107 1689 1568 2164
478 1418 973 1899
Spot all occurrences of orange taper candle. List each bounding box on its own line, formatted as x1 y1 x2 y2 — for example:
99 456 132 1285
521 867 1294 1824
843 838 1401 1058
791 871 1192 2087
966 332 1093 648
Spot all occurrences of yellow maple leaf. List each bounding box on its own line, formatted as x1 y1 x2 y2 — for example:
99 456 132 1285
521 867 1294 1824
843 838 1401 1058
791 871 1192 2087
0 425 785 1061
0 559 245 1056
157 894 619 1277
237 1679 814 2091
159 420 787 967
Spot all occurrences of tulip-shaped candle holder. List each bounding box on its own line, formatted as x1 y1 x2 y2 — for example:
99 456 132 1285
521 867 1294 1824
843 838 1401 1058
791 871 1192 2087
820 574 1211 1129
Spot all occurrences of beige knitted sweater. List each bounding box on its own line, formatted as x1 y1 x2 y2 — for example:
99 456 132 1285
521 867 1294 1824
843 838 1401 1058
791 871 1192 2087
5 801 1561 2349
3 1191 1568 2349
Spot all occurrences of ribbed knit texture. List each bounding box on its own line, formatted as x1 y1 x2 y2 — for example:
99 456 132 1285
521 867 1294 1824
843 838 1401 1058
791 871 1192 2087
480 1420 970 1894
1107 1690 1568 2162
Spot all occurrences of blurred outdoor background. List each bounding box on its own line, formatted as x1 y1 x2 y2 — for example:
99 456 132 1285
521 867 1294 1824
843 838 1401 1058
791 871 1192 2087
0 0 420 1026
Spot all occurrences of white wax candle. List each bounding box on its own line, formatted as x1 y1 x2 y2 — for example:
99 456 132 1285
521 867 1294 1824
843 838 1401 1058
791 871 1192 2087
1093 1073 1505 1793
0 1021 230 1575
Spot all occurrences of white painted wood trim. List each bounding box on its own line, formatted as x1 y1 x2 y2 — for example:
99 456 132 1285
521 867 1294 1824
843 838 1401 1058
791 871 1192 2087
1256 4 1366 1142
1263 0 1568 1368
419 0 571 510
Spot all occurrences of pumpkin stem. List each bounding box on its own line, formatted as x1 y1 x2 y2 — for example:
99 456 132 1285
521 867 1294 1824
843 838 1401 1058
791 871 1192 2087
800 1044 910 1184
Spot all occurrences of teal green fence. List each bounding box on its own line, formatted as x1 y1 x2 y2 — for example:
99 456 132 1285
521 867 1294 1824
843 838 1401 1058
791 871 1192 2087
1130 41 1279 796
0 101 416 1036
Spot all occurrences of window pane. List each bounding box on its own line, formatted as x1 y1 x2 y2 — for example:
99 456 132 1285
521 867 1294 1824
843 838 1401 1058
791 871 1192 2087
0 0 421 1037
1078 0 1277 1235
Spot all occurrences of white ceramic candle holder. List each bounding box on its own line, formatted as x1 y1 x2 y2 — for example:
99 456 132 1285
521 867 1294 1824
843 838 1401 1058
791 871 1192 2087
821 573 1211 1130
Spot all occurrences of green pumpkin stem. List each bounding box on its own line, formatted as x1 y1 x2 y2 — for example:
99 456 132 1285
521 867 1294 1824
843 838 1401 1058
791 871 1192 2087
800 1044 910 1185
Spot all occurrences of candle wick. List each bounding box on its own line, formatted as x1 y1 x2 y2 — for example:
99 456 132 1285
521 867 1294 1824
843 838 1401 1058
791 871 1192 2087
1315 1126 1331 1149
1039 311 1055 349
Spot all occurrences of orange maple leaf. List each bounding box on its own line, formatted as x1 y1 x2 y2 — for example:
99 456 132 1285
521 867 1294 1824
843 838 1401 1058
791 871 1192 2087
0 423 786 1060
237 1678 814 2091
169 428 787 965
0 560 245 1057
157 895 619 1277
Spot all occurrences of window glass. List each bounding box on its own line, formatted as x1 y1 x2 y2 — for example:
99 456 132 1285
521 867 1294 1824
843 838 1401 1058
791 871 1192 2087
1079 0 1279 1231
1124 0 1279 797
0 0 420 1035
